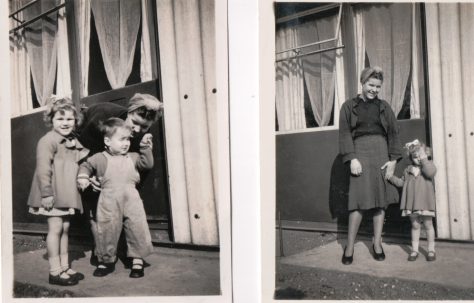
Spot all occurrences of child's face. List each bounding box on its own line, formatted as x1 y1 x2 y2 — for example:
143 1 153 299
361 78 382 100
52 110 75 137
411 152 421 166
105 127 132 155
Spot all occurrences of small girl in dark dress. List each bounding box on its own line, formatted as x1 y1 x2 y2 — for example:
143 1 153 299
339 66 402 265
389 139 437 261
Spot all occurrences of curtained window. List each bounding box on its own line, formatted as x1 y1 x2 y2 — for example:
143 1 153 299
9 0 159 115
88 0 158 96
275 3 425 133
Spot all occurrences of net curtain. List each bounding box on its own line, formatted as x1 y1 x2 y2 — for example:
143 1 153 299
275 25 305 132
9 0 32 116
275 11 342 131
90 0 141 89
23 0 59 106
349 3 421 118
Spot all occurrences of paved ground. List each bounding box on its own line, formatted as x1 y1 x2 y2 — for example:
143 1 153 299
12 234 220 298
275 230 474 300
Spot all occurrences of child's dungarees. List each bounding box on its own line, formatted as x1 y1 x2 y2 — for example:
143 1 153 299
96 152 153 263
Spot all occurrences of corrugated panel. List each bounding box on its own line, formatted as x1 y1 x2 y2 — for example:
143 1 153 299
425 3 474 240
157 0 219 245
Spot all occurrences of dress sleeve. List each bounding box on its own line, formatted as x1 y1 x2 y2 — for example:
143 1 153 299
339 101 356 163
35 135 57 198
131 146 154 171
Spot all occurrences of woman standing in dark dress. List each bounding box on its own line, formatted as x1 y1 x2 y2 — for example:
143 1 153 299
339 66 402 265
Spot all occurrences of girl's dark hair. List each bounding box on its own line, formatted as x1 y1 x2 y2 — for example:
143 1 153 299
43 96 82 128
98 117 132 138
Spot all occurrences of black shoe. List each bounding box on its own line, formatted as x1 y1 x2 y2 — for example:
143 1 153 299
341 247 353 265
93 263 115 277
49 273 78 286
129 265 144 278
64 268 85 281
373 244 386 261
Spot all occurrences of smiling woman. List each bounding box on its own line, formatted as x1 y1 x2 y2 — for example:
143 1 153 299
339 66 403 265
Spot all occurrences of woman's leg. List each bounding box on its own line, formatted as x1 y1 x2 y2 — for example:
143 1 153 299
47 216 64 276
423 216 435 252
345 210 363 256
410 215 421 253
372 208 385 253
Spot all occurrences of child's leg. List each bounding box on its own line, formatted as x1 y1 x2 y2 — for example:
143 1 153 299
47 216 66 277
409 215 422 253
59 217 70 270
123 195 153 260
96 194 123 264
423 216 435 252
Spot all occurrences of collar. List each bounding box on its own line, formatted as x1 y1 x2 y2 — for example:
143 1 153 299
352 95 386 114
49 130 85 150
407 165 421 176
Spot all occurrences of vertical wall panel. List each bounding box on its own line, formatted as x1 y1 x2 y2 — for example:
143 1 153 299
460 4 474 238
157 0 192 243
426 3 473 240
424 4 450 238
157 0 218 245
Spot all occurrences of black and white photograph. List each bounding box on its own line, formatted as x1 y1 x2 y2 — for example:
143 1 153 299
261 1 474 301
1 0 231 301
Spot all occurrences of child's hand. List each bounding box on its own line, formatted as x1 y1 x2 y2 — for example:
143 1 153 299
77 177 90 191
41 196 54 210
89 176 102 192
350 159 362 176
417 148 428 160
140 133 153 149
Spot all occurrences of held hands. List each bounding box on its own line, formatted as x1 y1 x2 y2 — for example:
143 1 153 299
77 177 90 191
77 176 102 192
41 196 54 211
381 160 397 180
89 176 102 192
350 159 362 176
140 133 153 149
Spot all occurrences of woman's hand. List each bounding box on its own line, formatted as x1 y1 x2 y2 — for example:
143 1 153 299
41 196 54 211
350 159 362 176
140 133 153 149
381 160 397 180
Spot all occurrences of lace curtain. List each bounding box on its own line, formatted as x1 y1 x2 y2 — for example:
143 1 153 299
23 0 59 106
10 0 32 116
90 0 141 89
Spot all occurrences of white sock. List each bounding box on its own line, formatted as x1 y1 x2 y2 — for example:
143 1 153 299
132 258 143 269
49 256 62 276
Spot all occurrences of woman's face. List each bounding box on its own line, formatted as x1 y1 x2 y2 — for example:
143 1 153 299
361 77 382 100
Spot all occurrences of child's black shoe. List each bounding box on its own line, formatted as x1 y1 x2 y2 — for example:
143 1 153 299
93 263 115 277
49 272 78 286
129 264 144 278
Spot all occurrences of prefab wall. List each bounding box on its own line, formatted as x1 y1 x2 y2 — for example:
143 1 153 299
425 3 474 241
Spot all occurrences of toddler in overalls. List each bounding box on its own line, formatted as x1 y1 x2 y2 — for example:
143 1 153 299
77 117 154 278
